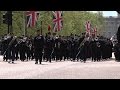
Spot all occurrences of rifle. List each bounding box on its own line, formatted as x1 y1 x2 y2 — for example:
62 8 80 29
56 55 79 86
75 37 90 58
14 39 23 47
3 36 17 56
50 48 54 59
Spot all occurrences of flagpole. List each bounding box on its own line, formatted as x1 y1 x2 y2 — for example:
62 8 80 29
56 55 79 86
0 11 1 25
23 11 27 36
0 11 2 33
41 21 42 35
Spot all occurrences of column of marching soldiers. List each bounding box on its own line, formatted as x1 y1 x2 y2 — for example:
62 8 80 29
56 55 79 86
0 30 115 64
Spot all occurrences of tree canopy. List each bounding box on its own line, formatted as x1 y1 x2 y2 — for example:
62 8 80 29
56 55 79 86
0 11 104 37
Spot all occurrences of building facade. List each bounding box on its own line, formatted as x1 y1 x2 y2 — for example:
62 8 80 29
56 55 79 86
102 14 120 38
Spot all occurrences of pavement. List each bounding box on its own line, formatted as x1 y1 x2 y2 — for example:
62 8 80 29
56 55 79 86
0 53 120 79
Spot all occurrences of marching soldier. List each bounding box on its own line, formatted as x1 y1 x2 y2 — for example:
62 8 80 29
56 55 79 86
66 37 70 60
29 35 34 60
114 25 120 61
54 35 61 61
52 33 57 61
114 42 120 61
26 36 31 61
77 34 90 63
2 34 9 61
59 36 63 61
77 33 85 61
7 33 18 63
44 32 54 62
19 36 27 62
33 30 44 64
71 37 78 61
14 37 19 60
2 33 16 63
90 38 96 62
58 35 65 61
95 37 101 61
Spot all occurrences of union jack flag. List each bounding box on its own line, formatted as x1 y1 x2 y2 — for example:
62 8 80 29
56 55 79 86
52 11 63 32
26 11 40 28
85 21 91 36
91 26 97 38
93 27 97 36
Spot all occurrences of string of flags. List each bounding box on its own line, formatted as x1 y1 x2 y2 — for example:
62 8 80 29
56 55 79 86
25 11 98 37
26 11 63 33
85 21 97 37
26 11 40 28
52 11 63 32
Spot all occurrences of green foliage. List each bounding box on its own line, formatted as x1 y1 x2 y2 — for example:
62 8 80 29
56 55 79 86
0 11 104 36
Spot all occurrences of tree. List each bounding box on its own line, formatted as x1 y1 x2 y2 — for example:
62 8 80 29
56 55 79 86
0 11 105 37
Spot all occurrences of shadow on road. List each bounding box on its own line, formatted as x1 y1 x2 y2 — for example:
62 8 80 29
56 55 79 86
36 64 48 65
8 63 17 64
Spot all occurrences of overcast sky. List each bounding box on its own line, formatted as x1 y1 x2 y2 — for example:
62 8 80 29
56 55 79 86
102 11 117 16
91 11 118 17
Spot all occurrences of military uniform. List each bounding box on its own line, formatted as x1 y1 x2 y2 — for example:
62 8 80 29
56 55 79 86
44 35 54 62
114 25 120 61
114 42 120 61
54 36 61 61
33 33 44 64
14 38 19 60
8 36 17 63
2 35 9 61
95 39 101 61
26 37 31 61
90 39 97 61
19 37 27 61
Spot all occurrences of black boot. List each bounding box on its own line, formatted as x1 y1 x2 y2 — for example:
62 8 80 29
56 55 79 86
35 61 38 64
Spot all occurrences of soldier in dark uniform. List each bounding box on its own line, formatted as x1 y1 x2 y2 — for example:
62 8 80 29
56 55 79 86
90 38 96 62
116 26 120 43
52 33 57 61
68 36 73 61
70 37 75 61
33 30 44 64
77 33 85 61
66 37 70 60
60 36 65 61
26 36 31 61
19 36 27 61
85 35 91 60
106 39 113 59
2 33 13 62
95 38 101 61
80 38 88 63
8 36 17 63
114 25 120 61
103 38 111 60
109 39 113 58
14 37 19 60
43 33 48 61
63 38 68 61
100 38 107 60
5 33 18 63
2 34 8 61
54 36 61 61
77 36 87 63
114 42 120 61
75 36 81 61
71 37 78 61
29 35 34 60
44 32 54 63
